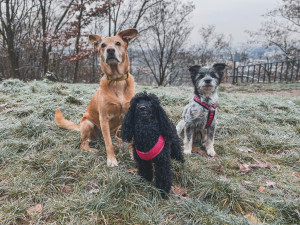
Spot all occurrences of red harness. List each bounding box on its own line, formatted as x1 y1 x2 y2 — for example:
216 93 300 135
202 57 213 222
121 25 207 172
193 96 217 128
136 135 165 161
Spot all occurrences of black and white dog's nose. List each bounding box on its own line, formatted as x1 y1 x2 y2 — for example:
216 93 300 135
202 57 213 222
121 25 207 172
204 79 211 84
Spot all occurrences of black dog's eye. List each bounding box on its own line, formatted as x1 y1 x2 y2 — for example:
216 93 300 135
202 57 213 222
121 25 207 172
116 41 121 46
101 43 106 48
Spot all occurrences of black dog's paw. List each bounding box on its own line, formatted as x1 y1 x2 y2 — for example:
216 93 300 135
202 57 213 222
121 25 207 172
160 191 169 200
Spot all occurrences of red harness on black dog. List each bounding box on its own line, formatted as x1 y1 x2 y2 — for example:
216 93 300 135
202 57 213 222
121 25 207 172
136 135 165 161
193 95 217 128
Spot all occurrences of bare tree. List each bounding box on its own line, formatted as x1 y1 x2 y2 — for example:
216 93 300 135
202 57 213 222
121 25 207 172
105 0 162 36
247 0 300 62
137 0 194 86
0 0 38 78
195 25 231 65
38 0 75 74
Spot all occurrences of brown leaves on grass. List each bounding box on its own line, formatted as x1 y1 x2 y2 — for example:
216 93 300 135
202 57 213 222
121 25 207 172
192 146 206 156
26 204 42 216
258 186 266 193
245 213 260 224
237 160 251 174
0 108 14 115
171 185 189 198
237 158 277 174
292 172 300 178
61 185 72 195
217 164 225 176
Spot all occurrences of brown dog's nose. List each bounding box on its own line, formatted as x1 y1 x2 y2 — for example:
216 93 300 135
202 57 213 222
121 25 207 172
107 48 115 54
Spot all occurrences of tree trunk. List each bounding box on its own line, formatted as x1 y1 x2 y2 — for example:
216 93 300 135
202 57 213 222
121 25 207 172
40 0 48 75
73 0 84 83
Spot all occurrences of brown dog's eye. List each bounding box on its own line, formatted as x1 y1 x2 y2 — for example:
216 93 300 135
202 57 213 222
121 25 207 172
101 43 106 48
116 41 121 46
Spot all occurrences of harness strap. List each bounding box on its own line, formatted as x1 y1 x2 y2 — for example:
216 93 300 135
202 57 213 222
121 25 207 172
193 96 217 128
136 135 165 161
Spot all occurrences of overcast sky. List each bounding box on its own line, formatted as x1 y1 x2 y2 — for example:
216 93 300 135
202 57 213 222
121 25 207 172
189 0 280 46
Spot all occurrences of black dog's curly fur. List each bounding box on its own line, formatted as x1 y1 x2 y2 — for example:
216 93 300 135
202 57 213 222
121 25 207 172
121 92 184 199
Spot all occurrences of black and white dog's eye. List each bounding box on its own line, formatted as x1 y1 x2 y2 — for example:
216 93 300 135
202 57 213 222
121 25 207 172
116 41 121 46
101 43 106 48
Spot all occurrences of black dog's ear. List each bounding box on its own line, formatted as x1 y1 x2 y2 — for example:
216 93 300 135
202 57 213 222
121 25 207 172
156 104 172 139
213 63 226 83
121 104 135 142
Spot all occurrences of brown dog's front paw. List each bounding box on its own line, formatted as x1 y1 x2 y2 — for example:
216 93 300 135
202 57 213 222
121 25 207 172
107 157 118 167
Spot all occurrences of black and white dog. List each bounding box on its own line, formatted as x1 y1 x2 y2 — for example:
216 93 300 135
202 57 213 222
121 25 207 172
176 63 226 156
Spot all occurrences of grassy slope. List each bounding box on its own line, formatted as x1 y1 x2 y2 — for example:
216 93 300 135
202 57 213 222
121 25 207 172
0 79 299 224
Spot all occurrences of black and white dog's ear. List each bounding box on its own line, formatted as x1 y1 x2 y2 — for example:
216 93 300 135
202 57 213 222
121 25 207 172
188 65 201 75
121 104 135 142
188 65 201 84
213 63 226 83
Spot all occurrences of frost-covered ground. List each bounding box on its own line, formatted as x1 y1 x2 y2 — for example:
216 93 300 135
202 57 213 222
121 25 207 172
0 79 299 224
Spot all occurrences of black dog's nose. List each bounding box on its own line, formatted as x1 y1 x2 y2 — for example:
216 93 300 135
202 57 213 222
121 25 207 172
107 48 115 54
138 105 146 111
204 79 211 84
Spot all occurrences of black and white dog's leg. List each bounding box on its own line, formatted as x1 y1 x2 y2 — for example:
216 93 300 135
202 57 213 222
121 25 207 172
205 125 216 157
200 130 207 148
154 157 172 199
183 124 193 154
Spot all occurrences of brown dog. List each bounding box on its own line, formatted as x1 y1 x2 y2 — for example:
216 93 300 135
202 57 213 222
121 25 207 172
55 28 138 167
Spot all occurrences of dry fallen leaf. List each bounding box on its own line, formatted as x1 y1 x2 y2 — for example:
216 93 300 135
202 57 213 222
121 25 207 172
237 160 251 174
127 168 138 174
171 185 189 198
293 172 300 178
217 164 225 176
237 146 254 153
27 204 42 215
0 108 13 114
237 158 278 174
61 185 72 195
192 146 206 155
258 186 266 193
245 213 260 224
251 158 273 169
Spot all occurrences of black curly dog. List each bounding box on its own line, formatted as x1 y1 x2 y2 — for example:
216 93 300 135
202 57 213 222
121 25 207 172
121 92 184 199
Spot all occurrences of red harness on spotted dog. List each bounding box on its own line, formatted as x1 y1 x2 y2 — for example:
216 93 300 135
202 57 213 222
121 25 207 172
136 135 165 161
193 95 217 128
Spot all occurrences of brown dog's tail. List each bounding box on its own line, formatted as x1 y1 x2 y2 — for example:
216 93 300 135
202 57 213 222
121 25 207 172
55 109 80 131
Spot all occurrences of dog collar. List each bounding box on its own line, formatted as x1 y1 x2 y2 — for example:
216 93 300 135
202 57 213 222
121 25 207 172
106 72 129 81
193 95 216 128
136 135 165 161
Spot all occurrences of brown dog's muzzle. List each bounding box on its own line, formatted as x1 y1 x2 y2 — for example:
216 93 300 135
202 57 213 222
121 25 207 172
106 48 119 64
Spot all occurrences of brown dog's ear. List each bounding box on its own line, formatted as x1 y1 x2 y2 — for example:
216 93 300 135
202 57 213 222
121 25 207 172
117 28 138 42
89 34 102 45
